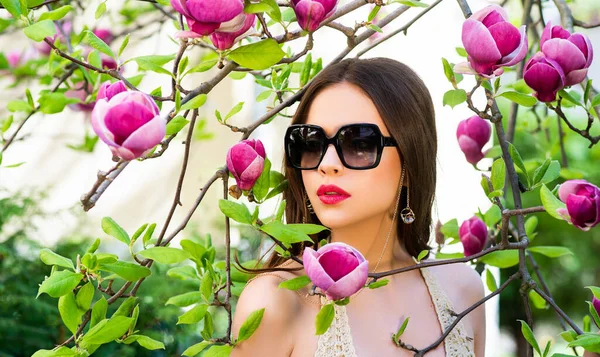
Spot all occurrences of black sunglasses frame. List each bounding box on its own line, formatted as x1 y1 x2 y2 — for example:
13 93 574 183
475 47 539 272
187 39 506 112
284 123 398 170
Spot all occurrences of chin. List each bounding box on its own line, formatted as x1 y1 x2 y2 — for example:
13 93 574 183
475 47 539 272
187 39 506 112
313 212 354 229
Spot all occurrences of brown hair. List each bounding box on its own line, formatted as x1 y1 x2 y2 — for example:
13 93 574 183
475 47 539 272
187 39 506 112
235 57 437 275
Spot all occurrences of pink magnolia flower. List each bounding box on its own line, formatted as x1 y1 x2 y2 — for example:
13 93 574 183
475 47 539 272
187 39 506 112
557 179 600 231
539 21 594 87
91 81 165 160
303 242 369 301
291 0 338 32
170 0 245 36
209 13 256 50
456 115 491 165
593 296 600 320
523 52 565 103
455 5 527 78
226 139 266 191
459 216 488 257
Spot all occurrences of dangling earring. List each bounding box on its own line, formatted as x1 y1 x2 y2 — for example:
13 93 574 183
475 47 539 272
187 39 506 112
305 192 315 214
399 164 416 224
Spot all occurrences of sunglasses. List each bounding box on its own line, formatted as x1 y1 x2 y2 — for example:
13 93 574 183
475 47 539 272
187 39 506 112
284 123 398 170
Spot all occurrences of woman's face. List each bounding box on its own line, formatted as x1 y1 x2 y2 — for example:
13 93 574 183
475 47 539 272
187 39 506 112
301 82 403 229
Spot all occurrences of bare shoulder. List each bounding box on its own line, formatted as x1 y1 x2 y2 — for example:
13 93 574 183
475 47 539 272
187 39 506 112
422 259 485 307
230 268 305 357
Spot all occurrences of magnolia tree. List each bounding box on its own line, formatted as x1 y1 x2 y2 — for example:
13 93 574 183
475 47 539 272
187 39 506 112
0 0 599 356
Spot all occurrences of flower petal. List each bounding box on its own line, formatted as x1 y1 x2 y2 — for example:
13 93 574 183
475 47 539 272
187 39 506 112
121 116 166 158
323 260 368 300
170 0 191 17
458 136 484 165
91 99 117 146
542 38 587 74
500 25 528 67
175 30 204 39
558 179 588 202
104 101 156 145
462 19 502 64
317 249 359 282
186 0 243 23
303 247 335 291
487 21 521 57
471 5 508 23
238 155 264 190
294 0 326 32
568 33 593 68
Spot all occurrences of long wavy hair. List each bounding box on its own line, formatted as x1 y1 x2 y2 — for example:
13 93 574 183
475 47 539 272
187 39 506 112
235 57 437 275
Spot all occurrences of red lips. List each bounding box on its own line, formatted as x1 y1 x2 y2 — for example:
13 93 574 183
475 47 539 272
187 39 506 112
317 184 351 205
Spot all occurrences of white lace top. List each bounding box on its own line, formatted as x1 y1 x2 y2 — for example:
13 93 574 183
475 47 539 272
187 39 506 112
313 267 475 357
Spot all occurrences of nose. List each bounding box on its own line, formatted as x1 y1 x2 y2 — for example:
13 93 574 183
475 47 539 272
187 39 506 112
318 143 344 175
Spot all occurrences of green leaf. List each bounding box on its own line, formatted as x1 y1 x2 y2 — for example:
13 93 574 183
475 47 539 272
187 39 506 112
177 303 209 325
498 91 537 107
396 0 429 7
91 297 108 328
39 5 72 21
101 217 130 245
185 59 218 75
143 223 156 247
225 101 244 121
24 20 56 42
456 47 467 57
76 282 94 311
591 93 600 108
559 329 578 343
442 89 467 109
218 199 252 224
508 143 529 186
278 275 312 290
518 319 541 356
478 250 519 268
167 266 199 280
40 249 74 270
483 205 502 227
83 30 115 59
315 303 335 335
588 301 600 330
529 246 573 258
228 39 286 70
1 116 13 133
259 220 314 244
37 270 83 298
300 52 312 87
59 292 83 335
440 218 459 239
417 250 428 262
31 347 75 357
366 24 383 33
529 289 548 310
539 184 567 221
396 316 410 338
204 345 233 357
81 316 133 346
244 2 272 13
491 158 506 191
180 239 206 263
166 116 190 136
542 340 551 357
95 1 106 19
558 89 581 107
181 94 207 111
38 92 78 114
118 33 130 57
0 0 22 18
567 333 600 351
182 341 211 357
441 58 455 84
485 269 497 291
114 296 137 317
138 247 192 264
7 100 33 112
252 157 271 201
368 279 389 289
200 272 214 302
237 308 265 343
368 5 381 21
98 261 151 281
166 291 202 307
122 335 165 350
256 89 272 102
586 286 600 299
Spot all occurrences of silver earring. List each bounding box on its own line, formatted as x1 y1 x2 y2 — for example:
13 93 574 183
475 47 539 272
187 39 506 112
399 165 415 224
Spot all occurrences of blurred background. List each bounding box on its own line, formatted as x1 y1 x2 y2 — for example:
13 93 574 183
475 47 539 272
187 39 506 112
0 0 599 356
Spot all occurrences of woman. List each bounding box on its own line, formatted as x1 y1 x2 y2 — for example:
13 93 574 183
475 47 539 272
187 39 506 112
230 57 486 356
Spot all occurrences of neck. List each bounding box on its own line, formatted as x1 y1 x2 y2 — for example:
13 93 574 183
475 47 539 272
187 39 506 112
328 213 415 273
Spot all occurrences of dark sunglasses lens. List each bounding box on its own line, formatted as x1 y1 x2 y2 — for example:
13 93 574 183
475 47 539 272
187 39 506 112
339 126 379 168
287 127 325 168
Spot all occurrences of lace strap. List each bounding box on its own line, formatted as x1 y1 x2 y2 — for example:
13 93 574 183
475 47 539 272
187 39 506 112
420 267 475 356
314 296 358 357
